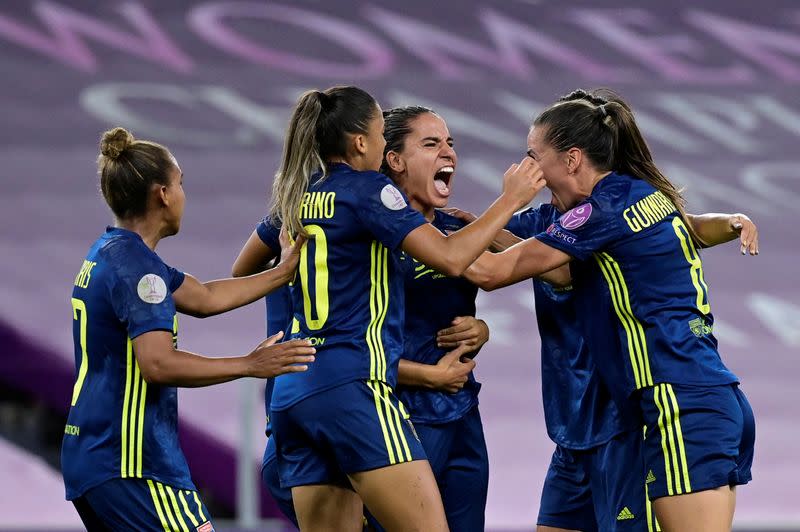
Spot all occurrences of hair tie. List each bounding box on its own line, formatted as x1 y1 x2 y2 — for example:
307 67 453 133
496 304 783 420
598 104 608 118
316 90 333 111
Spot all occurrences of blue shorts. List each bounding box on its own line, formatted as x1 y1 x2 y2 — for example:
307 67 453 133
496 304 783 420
640 383 754 500
72 478 214 532
416 406 489 532
271 380 427 488
261 437 299 527
538 429 658 532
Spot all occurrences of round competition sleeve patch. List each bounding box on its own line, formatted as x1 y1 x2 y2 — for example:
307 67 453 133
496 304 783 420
380 184 408 210
559 203 593 229
137 274 168 304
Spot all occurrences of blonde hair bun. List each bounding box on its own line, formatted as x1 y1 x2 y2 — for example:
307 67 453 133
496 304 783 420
100 127 134 159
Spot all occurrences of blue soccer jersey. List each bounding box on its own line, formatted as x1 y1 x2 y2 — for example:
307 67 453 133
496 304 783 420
396 210 481 425
535 173 738 402
271 163 427 410
254 217 293 437
62 227 193 500
507 204 632 449
255 218 293 339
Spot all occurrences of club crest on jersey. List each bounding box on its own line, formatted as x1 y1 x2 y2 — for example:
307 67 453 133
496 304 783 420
137 274 167 304
689 317 713 337
380 184 407 210
559 203 593 229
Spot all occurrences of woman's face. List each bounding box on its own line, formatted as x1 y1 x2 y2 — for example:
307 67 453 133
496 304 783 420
390 113 457 211
162 158 185 235
527 125 569 192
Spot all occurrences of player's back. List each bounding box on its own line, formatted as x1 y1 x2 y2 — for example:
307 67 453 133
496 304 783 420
539 173 738 401
271 163 426 410
62 227 193 500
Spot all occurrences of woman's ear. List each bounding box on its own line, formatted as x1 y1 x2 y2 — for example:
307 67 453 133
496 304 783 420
385 151 405 174
353 133 368 156
155 183 170 208
566 147 582 174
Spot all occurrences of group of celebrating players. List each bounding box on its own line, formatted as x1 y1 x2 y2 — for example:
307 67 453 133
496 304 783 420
62 85 758 532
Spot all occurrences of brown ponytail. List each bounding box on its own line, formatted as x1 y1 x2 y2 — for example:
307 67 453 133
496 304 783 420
534 89 703 246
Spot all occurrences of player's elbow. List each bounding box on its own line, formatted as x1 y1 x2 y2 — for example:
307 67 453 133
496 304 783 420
465 269 502 291
231 260 248 278
439 259 466 278
476 276 502 291
137 355 173 385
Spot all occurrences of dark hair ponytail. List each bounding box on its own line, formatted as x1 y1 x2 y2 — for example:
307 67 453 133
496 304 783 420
380 106 436 177
535 89 703 245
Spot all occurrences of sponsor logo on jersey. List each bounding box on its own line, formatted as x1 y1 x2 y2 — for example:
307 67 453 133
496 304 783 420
137 274 167 304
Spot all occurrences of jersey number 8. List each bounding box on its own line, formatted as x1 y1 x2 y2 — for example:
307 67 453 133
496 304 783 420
672 218 710 314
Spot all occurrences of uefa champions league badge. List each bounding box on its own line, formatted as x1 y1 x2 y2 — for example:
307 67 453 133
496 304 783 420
380 184 407 210
137 274 167 304
559 203 593 230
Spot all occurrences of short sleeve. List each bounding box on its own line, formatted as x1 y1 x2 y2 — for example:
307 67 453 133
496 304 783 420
506 206 549 239
110 253 179 339
534 198 624 261
256 217 281 253
353 173 427 250
165 264 185 292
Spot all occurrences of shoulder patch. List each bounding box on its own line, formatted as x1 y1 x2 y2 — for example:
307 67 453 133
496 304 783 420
380 184 407 210
137 274 167 304
559 203 593 229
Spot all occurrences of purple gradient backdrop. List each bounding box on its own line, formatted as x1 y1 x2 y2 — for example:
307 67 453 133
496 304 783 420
0 0 798 528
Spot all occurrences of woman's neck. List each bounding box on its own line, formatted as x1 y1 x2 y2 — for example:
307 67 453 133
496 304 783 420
408 197 435 222
116 216 164 251
553 169 612 209
328 157 370 172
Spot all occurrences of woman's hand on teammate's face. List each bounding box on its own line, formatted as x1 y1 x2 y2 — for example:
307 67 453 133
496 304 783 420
731 213 759 256
502 156 546 209
436 316 489 351
245 332 316 378
432 343 476 394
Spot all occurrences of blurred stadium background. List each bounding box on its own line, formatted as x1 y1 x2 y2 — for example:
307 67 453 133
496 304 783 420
1 0 798 530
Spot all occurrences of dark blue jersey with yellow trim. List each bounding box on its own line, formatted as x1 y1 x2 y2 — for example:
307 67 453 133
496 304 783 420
61 227 192 500
396 210 481 425
507 205 632 449
534 173 738 403
271 163 427 410
255 217 292 437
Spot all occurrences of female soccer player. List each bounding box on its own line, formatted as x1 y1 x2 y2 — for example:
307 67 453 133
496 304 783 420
63 127 316 531
382 105 490 532
464 90 756 532
267 86 543 531
233 106 491 531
